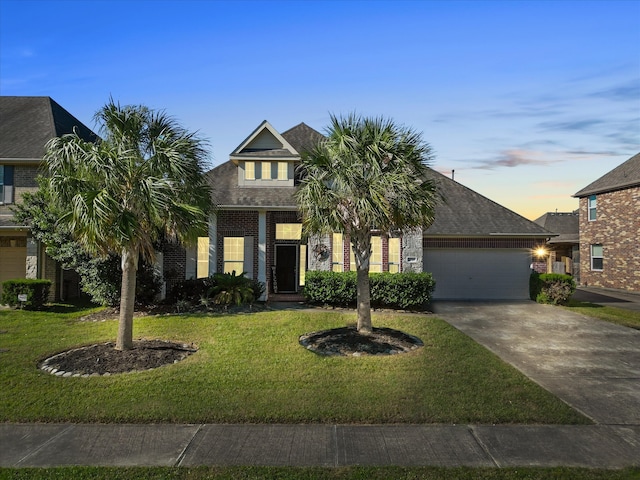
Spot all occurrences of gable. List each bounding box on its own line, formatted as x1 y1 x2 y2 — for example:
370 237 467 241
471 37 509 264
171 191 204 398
230 120 299 160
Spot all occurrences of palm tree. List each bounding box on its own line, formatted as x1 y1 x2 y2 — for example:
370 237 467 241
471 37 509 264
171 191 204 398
295 114 437 333
45 99 212 350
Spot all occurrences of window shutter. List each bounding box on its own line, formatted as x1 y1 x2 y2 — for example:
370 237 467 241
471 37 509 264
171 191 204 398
243 236 254 279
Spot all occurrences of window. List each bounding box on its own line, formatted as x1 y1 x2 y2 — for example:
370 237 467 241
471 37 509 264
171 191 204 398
245 162 255 180
332 233 344 272
223 237 244 274
388 237 401 273
278 162 288 180
588 195 597 221
369 236 382 272
196 237 209 278
0 165 13 204
299 244 307 286
591 244 603 271
260 161 271 180
275 223 302 240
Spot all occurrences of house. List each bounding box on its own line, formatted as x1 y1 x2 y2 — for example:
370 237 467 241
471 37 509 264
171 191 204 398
0 96 97 299
200 120 553 301
533 211 579 278
573 153 640 293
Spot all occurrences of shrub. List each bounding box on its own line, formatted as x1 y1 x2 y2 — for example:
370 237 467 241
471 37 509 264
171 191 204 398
1 279 52 310
209 272 255 307
303 271 358 306
530 272 576 306
303 271 435 310
370 272 435 309
166 272 265 309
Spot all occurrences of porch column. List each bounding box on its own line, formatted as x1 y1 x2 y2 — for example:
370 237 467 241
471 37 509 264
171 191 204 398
26 238 38 279
258 210 267 300
208 214 217 275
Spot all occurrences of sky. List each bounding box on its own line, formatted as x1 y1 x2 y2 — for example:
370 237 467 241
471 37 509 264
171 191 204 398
1 0 639 220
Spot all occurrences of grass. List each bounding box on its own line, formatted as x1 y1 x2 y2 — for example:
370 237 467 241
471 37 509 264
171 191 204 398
1 466 639 480
0 305 588 425
564 299 640 330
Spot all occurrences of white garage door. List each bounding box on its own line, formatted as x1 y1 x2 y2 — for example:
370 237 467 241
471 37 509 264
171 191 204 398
423 248 531 300
0 246 27 297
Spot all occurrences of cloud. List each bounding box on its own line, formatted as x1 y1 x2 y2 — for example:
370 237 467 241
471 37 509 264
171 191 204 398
538 119 605 132
590 79 640 102
471 149 558 170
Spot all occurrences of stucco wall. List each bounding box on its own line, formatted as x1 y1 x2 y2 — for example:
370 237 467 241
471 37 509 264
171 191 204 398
579 187 640 293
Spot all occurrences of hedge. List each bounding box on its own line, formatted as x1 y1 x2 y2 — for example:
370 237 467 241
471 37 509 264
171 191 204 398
303 271 435 310
1 279 52 310
530 272 576 306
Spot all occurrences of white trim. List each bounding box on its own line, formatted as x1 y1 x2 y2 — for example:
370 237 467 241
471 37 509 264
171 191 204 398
258 211 267 300
230 120 299 157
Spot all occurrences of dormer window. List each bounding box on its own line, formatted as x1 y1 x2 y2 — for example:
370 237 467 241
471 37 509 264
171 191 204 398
242 160 291 184
245 161 255 180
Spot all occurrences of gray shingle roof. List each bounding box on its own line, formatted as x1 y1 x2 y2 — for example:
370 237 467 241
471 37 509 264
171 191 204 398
574 152 640 197
209 154 553 237
0 96 97 160
533 212 579 244
424 169 553 237
208 160 298 208
281 123 324 154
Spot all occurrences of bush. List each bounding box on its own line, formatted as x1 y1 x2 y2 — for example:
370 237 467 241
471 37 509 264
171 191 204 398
1 279 52 310
166 272 265 309
530 272 576 305
303 271 435 310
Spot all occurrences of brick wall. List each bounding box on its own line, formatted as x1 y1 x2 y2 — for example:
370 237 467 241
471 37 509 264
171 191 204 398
216 210 260 278
162 241 187 294
579 187 640 293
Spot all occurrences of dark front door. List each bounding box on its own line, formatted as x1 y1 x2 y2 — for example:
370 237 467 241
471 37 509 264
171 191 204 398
275 245 297 293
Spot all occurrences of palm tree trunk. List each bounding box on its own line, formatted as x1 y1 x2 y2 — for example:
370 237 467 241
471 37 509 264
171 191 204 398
116 247 138 351
352 233 373 334
356 266 372 333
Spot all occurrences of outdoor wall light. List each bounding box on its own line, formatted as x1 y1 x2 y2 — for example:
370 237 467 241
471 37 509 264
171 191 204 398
534 246 548 259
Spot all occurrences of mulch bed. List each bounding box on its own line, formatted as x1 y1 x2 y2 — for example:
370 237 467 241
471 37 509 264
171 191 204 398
299 326 423 356
40 340 197 376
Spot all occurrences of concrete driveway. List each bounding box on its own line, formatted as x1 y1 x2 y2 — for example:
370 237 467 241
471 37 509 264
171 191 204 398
431 301 640 426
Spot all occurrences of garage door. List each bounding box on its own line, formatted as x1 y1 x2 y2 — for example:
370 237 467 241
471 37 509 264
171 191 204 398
0 246 27 297
423 248 531 300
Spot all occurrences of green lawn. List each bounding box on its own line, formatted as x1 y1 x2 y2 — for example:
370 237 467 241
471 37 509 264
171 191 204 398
1 466 639 480
0 305 588 424
564 299 640 330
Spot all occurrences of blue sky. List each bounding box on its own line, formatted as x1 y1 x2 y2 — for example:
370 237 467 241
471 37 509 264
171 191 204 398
2 0 639 219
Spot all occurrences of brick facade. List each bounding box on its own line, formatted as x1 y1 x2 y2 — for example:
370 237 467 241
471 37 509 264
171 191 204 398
216 210 260 279
578 187 640 293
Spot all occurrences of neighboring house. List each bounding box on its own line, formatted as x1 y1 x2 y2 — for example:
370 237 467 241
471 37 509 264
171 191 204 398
573 153 640 293
0 96 97 299
199 120 553 301
533 211 579 279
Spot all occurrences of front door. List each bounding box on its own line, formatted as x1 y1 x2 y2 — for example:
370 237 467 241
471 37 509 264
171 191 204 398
275 245 297 293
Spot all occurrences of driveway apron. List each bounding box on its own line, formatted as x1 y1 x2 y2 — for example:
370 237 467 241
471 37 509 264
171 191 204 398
431 301 640 426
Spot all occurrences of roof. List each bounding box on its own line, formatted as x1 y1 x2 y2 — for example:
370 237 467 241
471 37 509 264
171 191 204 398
281 123 324 154
208 160 298 208
424 169 553 237
574 152 640 197
533 211 579 244
0 96 98 161
230 120 299 160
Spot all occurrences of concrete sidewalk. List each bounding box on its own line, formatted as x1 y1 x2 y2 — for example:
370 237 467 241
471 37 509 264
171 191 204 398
2 300 639 469
1 423 639 468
